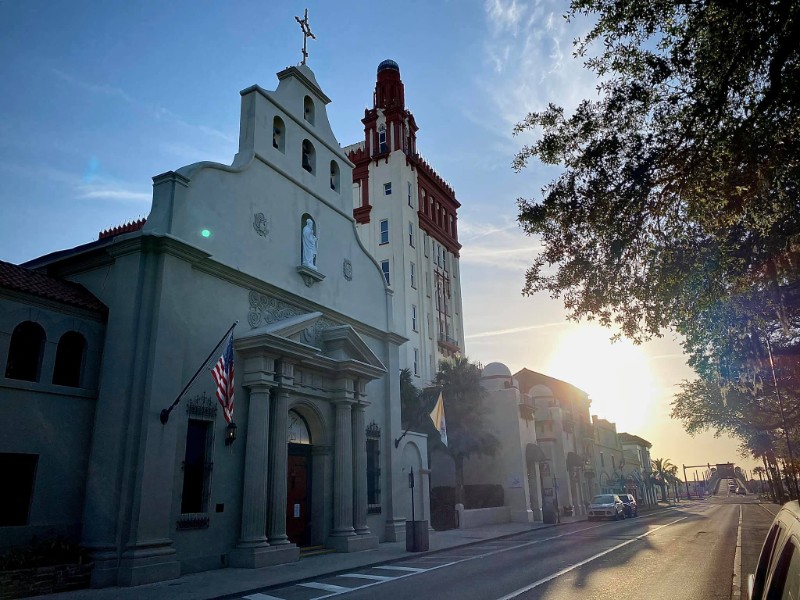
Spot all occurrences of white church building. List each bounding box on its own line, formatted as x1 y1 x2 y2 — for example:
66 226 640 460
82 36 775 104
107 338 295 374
0 58 431 587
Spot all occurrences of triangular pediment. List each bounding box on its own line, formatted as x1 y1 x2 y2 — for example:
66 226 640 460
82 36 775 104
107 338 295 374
321 325 385 372
251 311 323 343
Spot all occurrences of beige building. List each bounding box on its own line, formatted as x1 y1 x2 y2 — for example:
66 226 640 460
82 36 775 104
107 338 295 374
515 369 592 518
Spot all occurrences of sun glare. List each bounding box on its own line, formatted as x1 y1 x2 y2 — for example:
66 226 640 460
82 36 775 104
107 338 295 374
545 325 654 432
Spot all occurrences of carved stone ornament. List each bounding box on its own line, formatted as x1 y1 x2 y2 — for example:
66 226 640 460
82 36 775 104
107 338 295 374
297 265 325 287
253 212 270 237
248 291 337 346
343 259 353 281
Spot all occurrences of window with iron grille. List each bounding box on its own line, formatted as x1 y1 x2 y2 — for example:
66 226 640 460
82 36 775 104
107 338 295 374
178 394 216 530
366 421 381 514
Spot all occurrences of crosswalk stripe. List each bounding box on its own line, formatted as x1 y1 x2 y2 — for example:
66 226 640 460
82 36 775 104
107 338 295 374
337 573 395 581
299 581 354 593
372 565 426 572
243 594 285 600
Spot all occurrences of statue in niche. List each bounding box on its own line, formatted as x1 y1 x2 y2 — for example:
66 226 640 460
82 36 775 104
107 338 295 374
302 217 318 269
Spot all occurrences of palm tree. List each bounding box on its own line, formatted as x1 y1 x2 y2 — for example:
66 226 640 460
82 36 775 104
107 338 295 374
753 466 766 496
651 458 675 502
434 357 500 506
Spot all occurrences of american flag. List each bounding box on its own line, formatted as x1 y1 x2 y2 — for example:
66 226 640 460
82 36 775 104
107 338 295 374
212 334 235 423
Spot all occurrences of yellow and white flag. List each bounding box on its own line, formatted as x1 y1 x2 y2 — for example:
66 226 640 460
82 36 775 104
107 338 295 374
429 392 448 447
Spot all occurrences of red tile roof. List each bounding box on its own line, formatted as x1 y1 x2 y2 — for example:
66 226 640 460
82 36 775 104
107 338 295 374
0 260 106 314
98 218 146 240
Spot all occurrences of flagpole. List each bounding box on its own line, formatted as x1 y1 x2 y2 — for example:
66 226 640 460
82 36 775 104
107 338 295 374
160 321 238 425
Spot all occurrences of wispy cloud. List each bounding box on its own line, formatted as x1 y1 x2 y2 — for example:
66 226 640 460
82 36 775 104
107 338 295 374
76 185 150 203
458 215 542 269
52 69 235 145
466 319 568 339
480 0 600 132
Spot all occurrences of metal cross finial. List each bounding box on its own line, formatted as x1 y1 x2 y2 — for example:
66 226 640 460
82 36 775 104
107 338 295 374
295 9 316 66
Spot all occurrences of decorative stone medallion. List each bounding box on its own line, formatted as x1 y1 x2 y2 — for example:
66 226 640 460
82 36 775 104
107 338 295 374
343 259 353 281
253 212 270 237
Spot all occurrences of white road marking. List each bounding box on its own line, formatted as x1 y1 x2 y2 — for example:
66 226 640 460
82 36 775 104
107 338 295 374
372 565 426 572
243 594 285 600
494 517 689 600
733 505 743 600
337 573 395 581
299 581 355 592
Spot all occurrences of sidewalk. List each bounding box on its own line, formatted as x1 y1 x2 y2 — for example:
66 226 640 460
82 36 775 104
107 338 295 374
33 507 666 600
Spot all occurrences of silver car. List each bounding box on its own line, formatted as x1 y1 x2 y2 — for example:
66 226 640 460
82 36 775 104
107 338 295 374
587 494 625 521
748 502 800 598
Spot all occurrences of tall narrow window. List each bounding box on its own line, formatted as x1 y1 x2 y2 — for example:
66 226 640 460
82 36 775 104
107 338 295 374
52 331 86 387
381 260 390 285
408 182 413 207
0 453 38 526
303 95 315 125
301 139 316 174
384 182 392 195
412 305 418 332
330 160 340 192
273 116 285 152
410 261 416 288
366 422 381 513
5 321 45 382
413 348 420 376
408 222 414 247
379 219 389 244
178 394 216 529
600 453 605 467
378 124 387 153
612 456 616 471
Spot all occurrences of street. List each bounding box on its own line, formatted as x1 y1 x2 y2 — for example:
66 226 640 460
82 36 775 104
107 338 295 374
222 495 777 600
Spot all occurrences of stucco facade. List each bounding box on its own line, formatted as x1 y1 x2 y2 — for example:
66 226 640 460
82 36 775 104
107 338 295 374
1 63 429 588
515 369 592 517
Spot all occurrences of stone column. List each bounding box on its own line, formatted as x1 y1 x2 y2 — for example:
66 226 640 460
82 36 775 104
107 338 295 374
331 398 355 537
352 399 369 536
267 361 293 545
229 383 271 566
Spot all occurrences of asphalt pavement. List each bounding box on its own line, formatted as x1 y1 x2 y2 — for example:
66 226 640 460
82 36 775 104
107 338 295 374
31 498 764 600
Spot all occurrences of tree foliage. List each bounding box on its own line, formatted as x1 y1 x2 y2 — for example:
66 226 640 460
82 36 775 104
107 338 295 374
434 357 500 504
514 0 800 342
514 0 800 465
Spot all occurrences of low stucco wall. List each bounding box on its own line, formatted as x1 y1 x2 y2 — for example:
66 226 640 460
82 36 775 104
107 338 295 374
458 506 511 529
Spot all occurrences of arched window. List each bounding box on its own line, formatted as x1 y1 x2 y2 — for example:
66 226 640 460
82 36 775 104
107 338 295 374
330 160 340 192
273 116 285 152
52 331 86 387
303 96 315 125
301 139 315 174
288 410 311 444
5 321 46 382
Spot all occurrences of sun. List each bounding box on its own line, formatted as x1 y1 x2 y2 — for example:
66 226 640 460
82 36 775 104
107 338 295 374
544 325 654 432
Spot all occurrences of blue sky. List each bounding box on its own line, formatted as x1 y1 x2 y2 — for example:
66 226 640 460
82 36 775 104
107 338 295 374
0 0 755 473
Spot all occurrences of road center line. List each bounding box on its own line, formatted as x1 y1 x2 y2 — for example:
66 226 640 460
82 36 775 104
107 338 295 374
494 517 689 600
733 505 743 600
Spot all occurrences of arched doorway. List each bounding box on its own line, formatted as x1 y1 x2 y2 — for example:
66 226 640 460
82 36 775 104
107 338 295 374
287 409 312 546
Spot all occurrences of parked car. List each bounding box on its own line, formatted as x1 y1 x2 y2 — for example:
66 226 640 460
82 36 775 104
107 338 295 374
738 488 747 495
587 494 625 521
730 484 738 493
618 493 638 517
747 501 800 599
